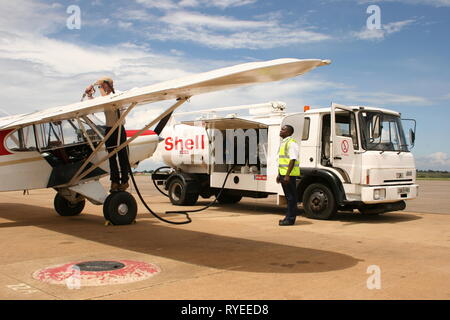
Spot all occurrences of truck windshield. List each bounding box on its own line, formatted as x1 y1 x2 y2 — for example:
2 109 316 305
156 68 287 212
360 112 409 152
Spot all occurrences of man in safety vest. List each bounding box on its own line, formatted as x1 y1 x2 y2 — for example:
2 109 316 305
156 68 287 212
276 125 300 226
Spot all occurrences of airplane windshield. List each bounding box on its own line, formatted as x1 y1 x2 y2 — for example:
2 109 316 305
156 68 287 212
359 112 409 152
35 118 103 151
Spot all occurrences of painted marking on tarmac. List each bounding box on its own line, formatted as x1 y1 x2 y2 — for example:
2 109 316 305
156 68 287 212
7 283 39 295
32 260 160 287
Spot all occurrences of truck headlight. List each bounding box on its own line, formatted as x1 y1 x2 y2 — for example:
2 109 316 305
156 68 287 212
374 188 386 200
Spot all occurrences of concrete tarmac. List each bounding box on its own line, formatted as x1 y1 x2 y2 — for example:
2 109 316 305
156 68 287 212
0 177 449 300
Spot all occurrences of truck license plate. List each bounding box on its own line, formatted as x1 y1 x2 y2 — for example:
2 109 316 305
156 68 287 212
398 187 410 194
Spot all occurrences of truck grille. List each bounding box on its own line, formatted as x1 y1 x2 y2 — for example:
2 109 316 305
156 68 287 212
383 179 413 183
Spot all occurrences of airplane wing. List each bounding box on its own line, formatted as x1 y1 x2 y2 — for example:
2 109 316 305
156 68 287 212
0 58 331 130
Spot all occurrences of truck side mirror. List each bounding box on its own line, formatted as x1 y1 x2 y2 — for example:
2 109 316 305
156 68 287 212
409 128 415 147
402 118 417 149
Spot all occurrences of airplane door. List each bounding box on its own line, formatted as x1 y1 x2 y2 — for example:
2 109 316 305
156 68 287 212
330 103 361 184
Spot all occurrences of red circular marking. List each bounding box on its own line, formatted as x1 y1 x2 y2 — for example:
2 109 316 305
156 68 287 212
341 140 349 153
33 260 160 287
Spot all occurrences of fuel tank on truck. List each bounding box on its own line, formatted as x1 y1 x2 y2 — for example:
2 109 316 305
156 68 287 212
158 123 210 174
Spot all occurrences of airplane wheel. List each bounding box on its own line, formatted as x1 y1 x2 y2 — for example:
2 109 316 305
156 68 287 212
103 192 137 225
54 194 85 217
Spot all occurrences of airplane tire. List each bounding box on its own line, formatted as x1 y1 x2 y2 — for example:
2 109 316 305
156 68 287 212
54 194 85 217
103 192 137 225
168 178 199 206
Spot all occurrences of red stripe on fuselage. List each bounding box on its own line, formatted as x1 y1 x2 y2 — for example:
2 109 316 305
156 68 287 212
125 130 157 138
0 130 13 156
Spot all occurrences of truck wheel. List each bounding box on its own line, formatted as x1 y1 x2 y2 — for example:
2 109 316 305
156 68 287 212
168 178 199 206
54 193 85 216
303 183 337 220
217 192 242 204
103 192 137 225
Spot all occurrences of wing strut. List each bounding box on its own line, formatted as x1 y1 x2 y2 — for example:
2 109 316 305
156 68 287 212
68 97 189 186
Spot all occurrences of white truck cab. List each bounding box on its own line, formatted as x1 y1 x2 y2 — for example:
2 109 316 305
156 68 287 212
155 101 418 219
297 103 418 218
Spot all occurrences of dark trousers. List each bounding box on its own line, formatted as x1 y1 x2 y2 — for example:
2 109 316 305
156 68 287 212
281 176 298 221
105 126 129 184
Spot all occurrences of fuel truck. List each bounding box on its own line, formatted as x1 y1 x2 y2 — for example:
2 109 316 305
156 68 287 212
150 99 418 220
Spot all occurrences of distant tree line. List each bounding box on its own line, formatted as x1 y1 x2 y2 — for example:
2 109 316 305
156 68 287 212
417 170 450 179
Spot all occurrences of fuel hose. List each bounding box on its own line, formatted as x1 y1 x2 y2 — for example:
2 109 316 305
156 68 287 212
129 165 236 225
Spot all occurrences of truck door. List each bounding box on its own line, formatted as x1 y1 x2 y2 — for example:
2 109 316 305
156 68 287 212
330 103 360 184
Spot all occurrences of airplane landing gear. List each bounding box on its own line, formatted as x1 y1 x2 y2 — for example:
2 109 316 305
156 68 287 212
103 191 137 225
54 193 85 216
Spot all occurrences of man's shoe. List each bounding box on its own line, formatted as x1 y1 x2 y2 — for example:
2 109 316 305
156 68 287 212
119 182 129 192
279 219 295 226
110 182 120 193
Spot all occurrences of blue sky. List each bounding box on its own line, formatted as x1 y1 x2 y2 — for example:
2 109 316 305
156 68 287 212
0 0 449 170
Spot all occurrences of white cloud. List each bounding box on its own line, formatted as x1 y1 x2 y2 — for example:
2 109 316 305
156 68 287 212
136 0 258 10
159 11 275 30
352 19 415 41
0 0 65 35
135 0 178 10
416 152 450 170
356 0 450 7
0 23 201 116
118 21 133 29
128 2 332 49
145 11 331 49
334 90 430 106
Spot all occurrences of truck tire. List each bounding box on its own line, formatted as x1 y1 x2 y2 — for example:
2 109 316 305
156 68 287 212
217 192 242 204
103 191 137 225
54 193 85 216
303 183 337 220
168 178 199 206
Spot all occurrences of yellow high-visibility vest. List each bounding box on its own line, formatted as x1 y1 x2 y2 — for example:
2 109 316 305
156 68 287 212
278 137 300 176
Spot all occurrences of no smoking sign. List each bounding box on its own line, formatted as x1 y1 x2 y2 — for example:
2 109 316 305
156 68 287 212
341 140 350 153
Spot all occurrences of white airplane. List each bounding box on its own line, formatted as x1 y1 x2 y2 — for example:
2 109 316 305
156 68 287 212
0 58 331 225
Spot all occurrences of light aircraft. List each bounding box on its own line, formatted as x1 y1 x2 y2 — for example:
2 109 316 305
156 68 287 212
0 58 331 225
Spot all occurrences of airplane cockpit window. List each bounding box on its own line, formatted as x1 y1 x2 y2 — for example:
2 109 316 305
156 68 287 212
5 126 37 152
31 117 105 167
36 118 103 151
86 113 107 136
36 122 63 150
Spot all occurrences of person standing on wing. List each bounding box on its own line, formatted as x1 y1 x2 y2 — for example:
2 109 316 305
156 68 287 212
84 77 129 193
276 125 300 226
